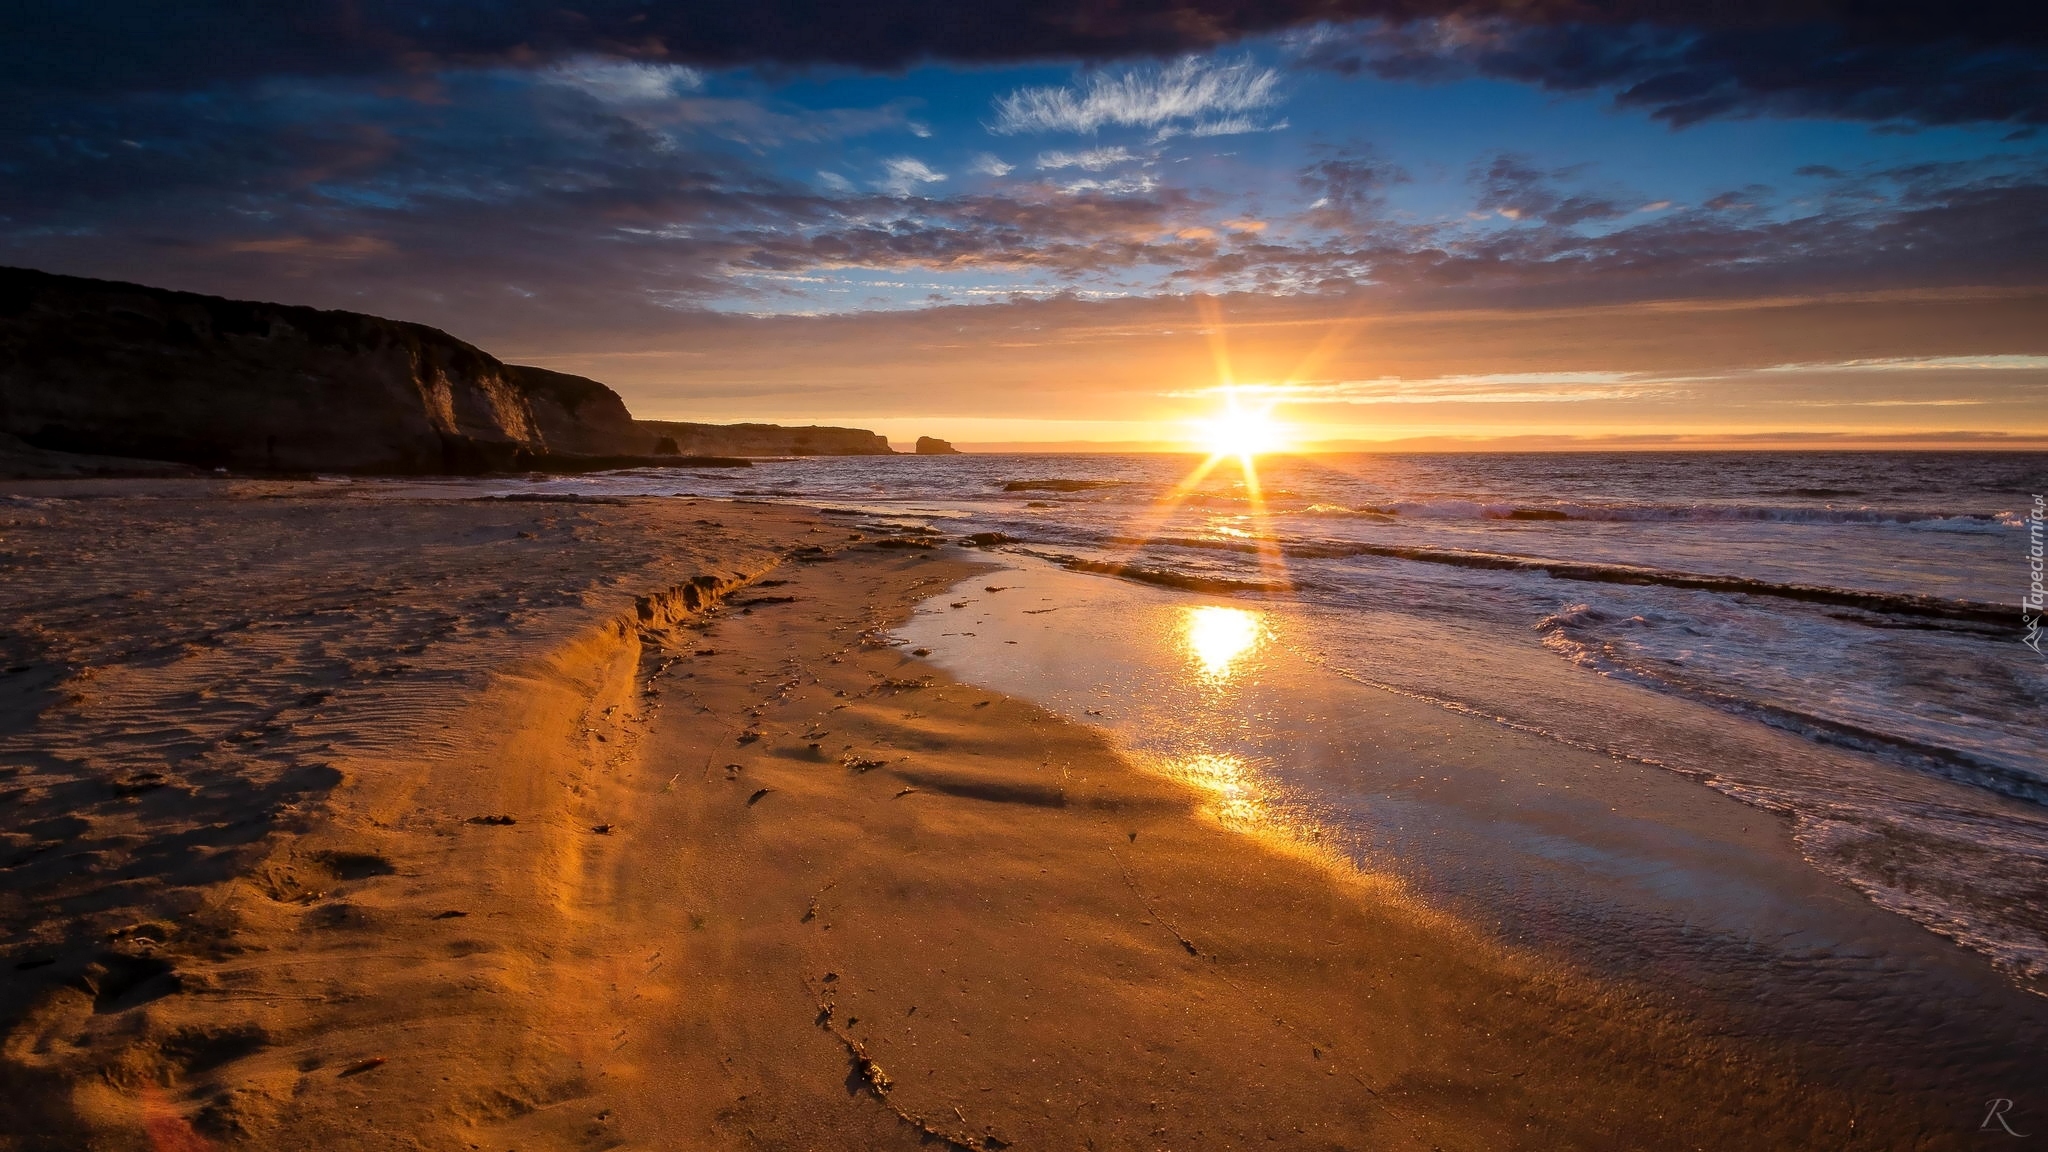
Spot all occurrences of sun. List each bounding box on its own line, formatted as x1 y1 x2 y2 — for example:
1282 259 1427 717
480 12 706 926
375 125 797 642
1193 394 1287 459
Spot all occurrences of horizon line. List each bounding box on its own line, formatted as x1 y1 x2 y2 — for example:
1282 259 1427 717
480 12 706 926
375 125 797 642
901 435 2048 454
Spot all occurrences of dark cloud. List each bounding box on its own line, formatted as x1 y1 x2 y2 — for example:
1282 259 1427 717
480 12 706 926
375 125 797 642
1700 185 1771 213
1419 164 2048 305
1470 154 1627 226
0 68 861 334
1298 148 1409 227
1295 15 2048 128
7 2 2045 130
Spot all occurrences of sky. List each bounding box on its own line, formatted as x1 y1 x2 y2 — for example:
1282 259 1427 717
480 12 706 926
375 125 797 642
5 1 2047 449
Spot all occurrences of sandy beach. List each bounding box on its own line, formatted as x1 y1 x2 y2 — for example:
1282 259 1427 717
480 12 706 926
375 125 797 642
0 481 2032 1150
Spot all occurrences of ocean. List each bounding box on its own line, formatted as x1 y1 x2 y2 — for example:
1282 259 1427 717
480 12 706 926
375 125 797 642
482 451 2047 995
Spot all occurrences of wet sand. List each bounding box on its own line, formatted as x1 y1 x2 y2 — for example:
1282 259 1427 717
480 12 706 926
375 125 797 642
901 559 2048 1125
0 481 2028 1149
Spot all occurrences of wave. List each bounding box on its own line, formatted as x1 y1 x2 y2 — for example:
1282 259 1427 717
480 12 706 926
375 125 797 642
1536 609 2047 805
1000 479 1122 492
1759 487 1869 498
1106 534 2010 626
1292 499 2012 531
1178 489 1303 506
1022 551 1288 595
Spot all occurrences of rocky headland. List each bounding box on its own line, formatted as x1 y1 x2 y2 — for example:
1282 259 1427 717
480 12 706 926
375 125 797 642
0 267 917 476
638 419 893 457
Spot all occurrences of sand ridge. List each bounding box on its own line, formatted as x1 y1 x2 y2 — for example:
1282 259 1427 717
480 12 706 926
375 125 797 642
0 482 823 1147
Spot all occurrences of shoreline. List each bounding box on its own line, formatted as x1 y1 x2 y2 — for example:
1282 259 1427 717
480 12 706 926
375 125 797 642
0 480 2027 1148
897 555 2048 1102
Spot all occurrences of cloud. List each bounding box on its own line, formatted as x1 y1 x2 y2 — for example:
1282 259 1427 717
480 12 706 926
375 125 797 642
721 185 1215 281
544 57 705 103
1174 372 1675 404
969 153 1015 177
11 1 2046 135
1173 115 1289 140
1299 149 1409 224
1056 174 1162 196
1036 147 1138 171
223 235 396 260
1168 355 2048 406
1292 16 2048 129
1701 186 1772 213
1472 154 1627 226
628 97 919 148
5 49 2045 353
990 57 1281 135
877 157 947 195
1757 354 2048 373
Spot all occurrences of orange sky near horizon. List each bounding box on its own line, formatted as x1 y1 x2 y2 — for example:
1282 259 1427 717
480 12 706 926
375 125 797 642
507 286 2048 451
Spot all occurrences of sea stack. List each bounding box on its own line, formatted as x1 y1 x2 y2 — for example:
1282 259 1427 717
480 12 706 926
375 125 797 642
915 436 961 455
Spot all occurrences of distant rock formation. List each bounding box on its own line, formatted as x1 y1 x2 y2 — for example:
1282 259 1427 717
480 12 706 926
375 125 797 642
0 266 895 474
638 419 894 457
914 436 961 455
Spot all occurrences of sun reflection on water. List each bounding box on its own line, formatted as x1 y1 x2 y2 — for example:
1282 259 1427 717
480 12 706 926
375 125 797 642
1167 752 1265 826
1184 605 1264 681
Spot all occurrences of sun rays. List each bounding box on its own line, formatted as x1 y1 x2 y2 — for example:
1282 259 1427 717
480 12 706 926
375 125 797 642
1193 389 1287 460
1097 301 1372 594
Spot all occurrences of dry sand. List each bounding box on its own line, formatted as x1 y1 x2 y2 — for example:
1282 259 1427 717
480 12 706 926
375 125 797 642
0 481 1984 1150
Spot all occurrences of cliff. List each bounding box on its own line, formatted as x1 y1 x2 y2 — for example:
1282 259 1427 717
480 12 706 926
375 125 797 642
506 364 643 458
0 267 628 472
915 436 961 455
0 267 897 474
638 419 894 457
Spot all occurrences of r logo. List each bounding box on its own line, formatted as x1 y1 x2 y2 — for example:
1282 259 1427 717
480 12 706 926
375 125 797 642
1983 1099 2031 1137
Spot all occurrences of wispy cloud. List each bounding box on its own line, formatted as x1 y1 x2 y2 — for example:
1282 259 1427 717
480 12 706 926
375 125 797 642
1757 354 2048 372
816 170 855 193
1153 115 1290 142
1174 373 1675 404
969 153 1015 177
1036 146 1137 171
1168 355 2048 406
544 57 704 103
990 56 1282 136
878 156 947 195
1057 173 1160 196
